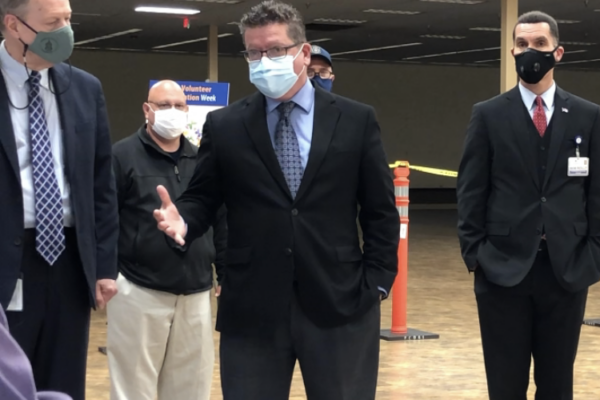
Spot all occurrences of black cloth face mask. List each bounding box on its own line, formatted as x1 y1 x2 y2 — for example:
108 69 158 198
514 46 558 84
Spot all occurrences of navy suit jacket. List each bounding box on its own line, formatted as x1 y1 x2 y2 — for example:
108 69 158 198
0 62 118 309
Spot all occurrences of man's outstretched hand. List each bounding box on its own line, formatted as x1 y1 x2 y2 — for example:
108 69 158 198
153 185 186 246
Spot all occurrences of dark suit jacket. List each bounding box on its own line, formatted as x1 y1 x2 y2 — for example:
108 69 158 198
457 85 600 292
0 63 118 309
176 85 399 334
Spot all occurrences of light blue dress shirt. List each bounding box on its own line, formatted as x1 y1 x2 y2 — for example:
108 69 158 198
265 77 315 169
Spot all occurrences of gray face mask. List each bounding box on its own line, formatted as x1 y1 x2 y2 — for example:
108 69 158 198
18 18 74 65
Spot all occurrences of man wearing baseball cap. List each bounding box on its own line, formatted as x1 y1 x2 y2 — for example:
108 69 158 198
309 44 335 91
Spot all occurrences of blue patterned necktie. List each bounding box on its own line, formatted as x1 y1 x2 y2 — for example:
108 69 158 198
29 71 65 265
274 101 304 198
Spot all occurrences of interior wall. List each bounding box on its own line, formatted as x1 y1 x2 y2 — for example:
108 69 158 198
70 50 600 188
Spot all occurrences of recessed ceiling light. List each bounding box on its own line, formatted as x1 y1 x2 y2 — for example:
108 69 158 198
135 6 200 15
560 58 600 65
420 0 483 4
309 38 332 43
363 9 421 15
556 20 580 24
474 58 500 63
330 42 421 56
404 46 499 60
566 50 588 54
184 0 240 3
312 18 367 24
153 33 233 49
74 29 143 45
561 41 596 46
420 34 465 39
227 21 239 25
72 12 102 17
469 27 500 31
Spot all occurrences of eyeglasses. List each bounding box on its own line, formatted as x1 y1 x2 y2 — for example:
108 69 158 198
147 101 187 111
307 69 332 79
242 43 301 62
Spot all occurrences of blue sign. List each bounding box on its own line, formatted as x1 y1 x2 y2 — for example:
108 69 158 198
149 80 230 107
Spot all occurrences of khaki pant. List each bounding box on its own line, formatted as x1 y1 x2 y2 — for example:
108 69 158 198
107 274 214 400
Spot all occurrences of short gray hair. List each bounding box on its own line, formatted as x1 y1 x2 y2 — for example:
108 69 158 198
239 0 306 44
0 0 29 31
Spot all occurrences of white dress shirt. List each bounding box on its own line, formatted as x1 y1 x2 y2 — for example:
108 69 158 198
518 81 556 125
0 41 72 228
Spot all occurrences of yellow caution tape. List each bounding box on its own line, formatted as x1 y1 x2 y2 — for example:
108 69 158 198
389 161 458 178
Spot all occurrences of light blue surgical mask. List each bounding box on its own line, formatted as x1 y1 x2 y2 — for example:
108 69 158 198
249 47 304 99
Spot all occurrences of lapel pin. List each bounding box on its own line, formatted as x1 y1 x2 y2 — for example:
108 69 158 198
562 107 569 113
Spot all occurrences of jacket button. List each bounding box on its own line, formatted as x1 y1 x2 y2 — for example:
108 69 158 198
541 197 547 202
14 237 21 246
291 209 298 216
284 248 293 256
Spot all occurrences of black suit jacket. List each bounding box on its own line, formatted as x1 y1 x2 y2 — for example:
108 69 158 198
457 85 600 292
176 85 399 334
0 63 118 309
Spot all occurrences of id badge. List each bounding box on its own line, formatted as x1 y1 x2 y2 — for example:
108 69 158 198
568 157 589 177
7 278 23 312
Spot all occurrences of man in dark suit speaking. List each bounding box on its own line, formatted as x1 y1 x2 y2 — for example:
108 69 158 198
0 0 118 399
457 10 600 400
154 1 398 399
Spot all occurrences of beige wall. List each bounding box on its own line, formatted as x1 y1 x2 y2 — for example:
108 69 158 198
70 50 600 188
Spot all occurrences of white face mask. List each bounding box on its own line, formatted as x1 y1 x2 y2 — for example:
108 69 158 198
249 46 305 99
149 107 188 140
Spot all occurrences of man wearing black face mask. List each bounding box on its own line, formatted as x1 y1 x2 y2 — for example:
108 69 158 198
0 0 118 399
308 45 334 92
457 10 600 400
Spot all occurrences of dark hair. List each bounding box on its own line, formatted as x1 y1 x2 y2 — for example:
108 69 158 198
513 11 559 45
239 0 306 44
0 0 29 31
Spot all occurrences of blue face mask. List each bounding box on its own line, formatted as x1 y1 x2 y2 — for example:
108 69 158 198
311 76 333 92
249 47 304 99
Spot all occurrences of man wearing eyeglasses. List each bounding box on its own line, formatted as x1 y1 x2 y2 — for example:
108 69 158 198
107 80 226 400
308 45 334 92
153 1 398 399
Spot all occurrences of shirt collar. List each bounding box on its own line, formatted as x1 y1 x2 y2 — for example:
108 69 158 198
0 40 51 90
518 80 556 111
266 77 315 114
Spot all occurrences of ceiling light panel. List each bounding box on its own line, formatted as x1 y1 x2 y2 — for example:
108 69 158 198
556 20 580 24
309 38 332 43
363 9 421 15
404 46 499 60
469 27 500 31
135 6 200 15
312 18 367 24
420 34 466 39
153 33 233 49
184 0 241 3
74 29 142 45
420 0 483 4
561 41 596 46
331 42 421 56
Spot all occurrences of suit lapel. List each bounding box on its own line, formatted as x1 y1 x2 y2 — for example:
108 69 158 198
0 74 20 182
295 88 340 202
506 86 540 189
50 64 76 182
242 92 292 199
543 87 569 190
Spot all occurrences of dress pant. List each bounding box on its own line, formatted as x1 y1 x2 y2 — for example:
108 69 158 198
107 274 214 400
6 228 91 400
220 292 381 400
475 241 588 400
